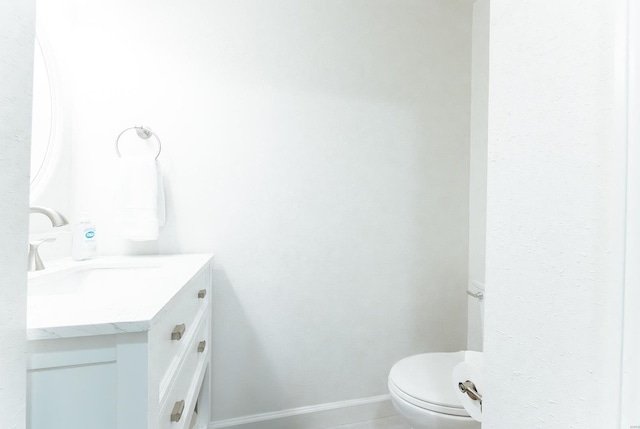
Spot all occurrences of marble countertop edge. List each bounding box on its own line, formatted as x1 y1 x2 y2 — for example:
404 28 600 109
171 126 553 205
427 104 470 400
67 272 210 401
27 253 214 341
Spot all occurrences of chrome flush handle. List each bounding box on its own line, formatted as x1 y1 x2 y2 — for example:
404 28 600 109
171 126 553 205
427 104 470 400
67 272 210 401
466 290 484 300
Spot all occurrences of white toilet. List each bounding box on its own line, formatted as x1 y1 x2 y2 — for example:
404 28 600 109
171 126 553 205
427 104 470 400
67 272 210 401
388 351 481 429
389 285 484 428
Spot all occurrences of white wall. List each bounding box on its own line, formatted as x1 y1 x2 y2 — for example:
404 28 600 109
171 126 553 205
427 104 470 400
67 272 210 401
38 0 474 423
467 0 488 351
0 1 36 428
622 1 640 426
484 1 626 427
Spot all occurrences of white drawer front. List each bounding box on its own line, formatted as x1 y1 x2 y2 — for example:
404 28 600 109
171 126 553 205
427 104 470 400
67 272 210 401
158 312 210 429
149 267 210 395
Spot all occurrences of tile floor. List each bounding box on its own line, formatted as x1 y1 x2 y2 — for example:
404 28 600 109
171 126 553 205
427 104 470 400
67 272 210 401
330 415 410 429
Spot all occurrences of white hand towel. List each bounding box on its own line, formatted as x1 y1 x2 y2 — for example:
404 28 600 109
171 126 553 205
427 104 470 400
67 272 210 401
115 156 165 241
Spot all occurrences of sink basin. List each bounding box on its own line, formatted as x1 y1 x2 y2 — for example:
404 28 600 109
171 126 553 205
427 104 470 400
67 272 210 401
28 259 162 297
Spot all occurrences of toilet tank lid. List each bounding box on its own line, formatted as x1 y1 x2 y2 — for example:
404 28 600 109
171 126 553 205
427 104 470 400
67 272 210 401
389 351 482 409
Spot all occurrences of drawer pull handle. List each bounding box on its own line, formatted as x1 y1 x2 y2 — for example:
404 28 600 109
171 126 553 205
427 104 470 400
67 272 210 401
171 324 186 341
170 399 185 422
198 340 206 353
198 289 207 299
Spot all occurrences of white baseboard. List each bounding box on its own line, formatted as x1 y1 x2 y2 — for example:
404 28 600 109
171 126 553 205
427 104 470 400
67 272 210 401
208 394 397 429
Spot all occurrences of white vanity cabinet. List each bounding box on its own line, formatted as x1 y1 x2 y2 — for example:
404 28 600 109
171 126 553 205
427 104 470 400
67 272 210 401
27 254 214 429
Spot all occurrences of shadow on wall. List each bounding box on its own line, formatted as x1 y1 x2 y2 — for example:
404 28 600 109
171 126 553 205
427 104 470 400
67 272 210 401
210 267 286 421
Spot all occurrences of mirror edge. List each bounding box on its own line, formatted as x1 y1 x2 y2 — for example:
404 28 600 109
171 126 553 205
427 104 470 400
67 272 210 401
30 21 62 203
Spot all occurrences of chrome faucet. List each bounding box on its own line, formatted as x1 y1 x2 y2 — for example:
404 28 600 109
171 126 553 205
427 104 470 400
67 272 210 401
28 206 69 271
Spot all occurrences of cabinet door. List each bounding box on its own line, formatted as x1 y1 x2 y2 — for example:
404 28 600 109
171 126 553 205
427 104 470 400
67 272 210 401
28 361 117 429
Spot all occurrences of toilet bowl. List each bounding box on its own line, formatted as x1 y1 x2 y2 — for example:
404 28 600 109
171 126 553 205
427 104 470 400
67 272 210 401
388 351 481 429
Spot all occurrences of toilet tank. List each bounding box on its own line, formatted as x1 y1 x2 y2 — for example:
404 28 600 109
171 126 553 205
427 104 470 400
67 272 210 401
466 280 484 351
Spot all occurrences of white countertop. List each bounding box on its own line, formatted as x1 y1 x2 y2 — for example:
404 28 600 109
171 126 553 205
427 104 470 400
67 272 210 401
27 254 213 340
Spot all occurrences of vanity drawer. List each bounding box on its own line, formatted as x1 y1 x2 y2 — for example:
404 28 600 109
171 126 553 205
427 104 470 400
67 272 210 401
158 312 210 429
149 267 210 390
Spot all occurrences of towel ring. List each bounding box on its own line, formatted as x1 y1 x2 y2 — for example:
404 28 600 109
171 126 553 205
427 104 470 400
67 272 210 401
115 126 162 159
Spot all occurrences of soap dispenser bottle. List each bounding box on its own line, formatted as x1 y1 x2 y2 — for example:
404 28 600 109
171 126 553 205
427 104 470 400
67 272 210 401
72 214 96 261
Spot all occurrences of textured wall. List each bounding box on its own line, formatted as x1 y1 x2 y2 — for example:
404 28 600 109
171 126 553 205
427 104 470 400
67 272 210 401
484 1 626 427
37 0 473 421
0 1 36 428
621 1 640 426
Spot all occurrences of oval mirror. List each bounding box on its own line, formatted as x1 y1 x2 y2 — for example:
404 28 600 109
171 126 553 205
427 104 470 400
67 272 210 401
30 31 60 200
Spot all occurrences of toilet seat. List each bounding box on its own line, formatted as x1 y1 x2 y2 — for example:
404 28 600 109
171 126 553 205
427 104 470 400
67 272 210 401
388 351 471 417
